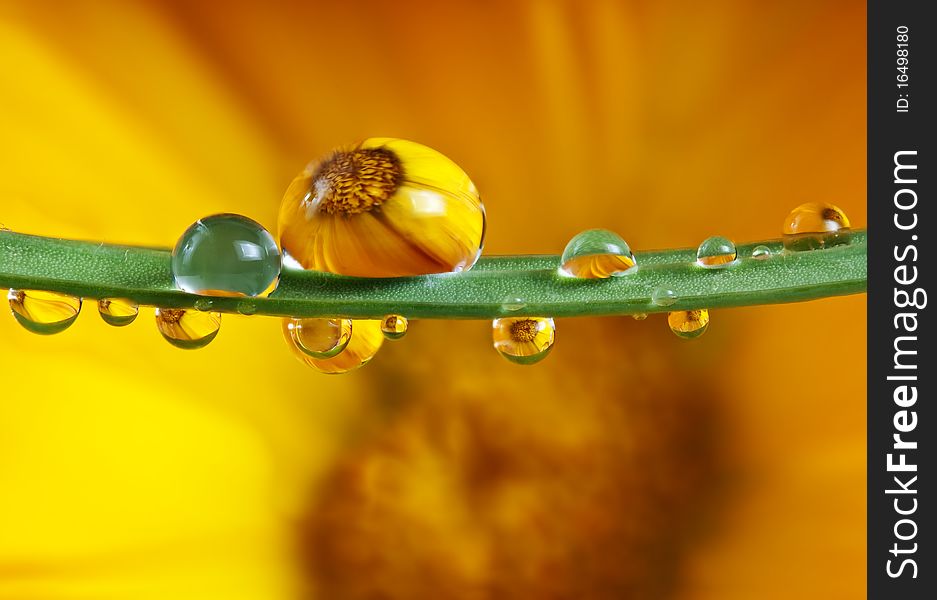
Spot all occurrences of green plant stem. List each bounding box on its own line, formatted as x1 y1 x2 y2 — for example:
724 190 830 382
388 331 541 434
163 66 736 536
0 230 867 319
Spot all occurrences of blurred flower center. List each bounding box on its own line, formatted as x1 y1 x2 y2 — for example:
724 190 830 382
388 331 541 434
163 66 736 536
509 318 539 342
311 147 402 216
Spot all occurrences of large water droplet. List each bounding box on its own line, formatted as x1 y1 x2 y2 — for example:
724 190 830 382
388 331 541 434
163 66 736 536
651 288 678 307
559 229 636 279
8 289 81 335
668 309 710 340
381 315 408 340
155 308 221 349
284 319 384 374
97 298 139 327
782 202 851 251
696 236 737 268
492 316 556 365
284 317 353 359
172 213 281 297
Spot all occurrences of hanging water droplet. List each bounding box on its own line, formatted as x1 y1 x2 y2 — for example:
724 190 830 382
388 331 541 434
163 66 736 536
155 308 221 349
501 296 527 312
632 313 648 321
284 317 353 359
381 315 408 340
651 287 678 307
696 236 737 268
559 229 636 278
8 289 81 335
667 309 710 340
782 202 851 251
284 319 384 374
236 300 257 316
97 298 139 327
172 213 281 297
751 245 772 260
193 298 214 311
492 316 556 365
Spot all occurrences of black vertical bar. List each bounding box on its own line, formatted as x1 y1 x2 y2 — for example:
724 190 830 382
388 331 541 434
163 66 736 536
868 1 934 598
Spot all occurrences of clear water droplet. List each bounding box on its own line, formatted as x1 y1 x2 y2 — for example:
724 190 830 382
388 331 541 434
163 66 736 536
492 316 555 365
668 309 710 340
632 313 648 321
155 308 221 349
782 202 851 251
284 317 353 359
172 213 281 297
501 296 527 312
651 288 678 307
559 229 636 278
381 315 408 340
284 318 384 374
696 236 737 268
193 298 214 311
236 300 257 315
97 298 139 326
8 289 81 335
751 245 772 260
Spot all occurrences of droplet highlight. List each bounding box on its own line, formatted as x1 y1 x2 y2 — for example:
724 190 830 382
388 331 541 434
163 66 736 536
155 308 221 349
492 316 556 365
782 202 851 251
97 298 139 327
381 315 408 340
559 229 636 278
193 298 214 312
284 317 353 359
501 296 527 312
668 309 710 340
236 300 258 316
751 245 772 260
696 236 737 268
284 319 384 374
651 288 678 307
8 289 81 335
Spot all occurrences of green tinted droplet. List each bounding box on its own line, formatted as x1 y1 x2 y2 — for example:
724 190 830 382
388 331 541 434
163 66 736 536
501 296 527 313
782 202 851 251
381 315 408 340
98 298 139 327
559 229 636 279
236 300 257 315
492 316 555 365
8 289 81 335
172 213 281 297
651 288 678 307
751 245 772 260
155 308 221 349
193 298 214 312
668 309 709 340
696 236 737 268
284 317 352 359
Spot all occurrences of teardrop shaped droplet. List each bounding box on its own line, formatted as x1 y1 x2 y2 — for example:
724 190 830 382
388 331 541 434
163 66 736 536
381 315 408 340
97 298 139 327
559 229 636 278
8 289 81 335
782 202 851 251
155 308 221 349
284 319 384 374
751 245 772 260
284 317 353 359
492 316 556 365
651 287 678 307
668 309 710 340
696 236 737 268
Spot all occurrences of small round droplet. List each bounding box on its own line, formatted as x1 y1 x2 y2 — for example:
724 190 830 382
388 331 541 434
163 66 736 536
501 296 527 312
381 315 408 340
284 319 384 374
632 313 648 321
172 213 281 297
751 245 772 260
492 316 556 365
782 202 851 251
193 298 214 311
284 317 353 359
668 309 710 340
155 308 221 349
97 298 139 327
559 229 636 278
0 223 9 232
651 288 678 307
696 236 737 268
236 300 257 316
8 289 81 335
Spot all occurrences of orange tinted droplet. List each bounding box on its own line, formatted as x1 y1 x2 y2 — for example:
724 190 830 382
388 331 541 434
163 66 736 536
782 202 851 251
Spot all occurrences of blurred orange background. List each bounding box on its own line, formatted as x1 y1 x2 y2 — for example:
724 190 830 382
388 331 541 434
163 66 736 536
0 1 866 599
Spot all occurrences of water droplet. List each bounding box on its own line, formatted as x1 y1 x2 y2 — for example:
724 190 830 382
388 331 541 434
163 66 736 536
172 213 281 297
696 236 737 268
97 298 139 327
8 289 81 335
751 245 772 260
782 202 851 251
381 315 408 340
651 288 678 307
0 223 9 232
237 300 257 315
559 229 636 278
193 298 214 311
284 317 353 359
668 309 710 340
501 296 527 312
155 308 221 349
632 313 648 321
284 319 384 374
492 316 556 365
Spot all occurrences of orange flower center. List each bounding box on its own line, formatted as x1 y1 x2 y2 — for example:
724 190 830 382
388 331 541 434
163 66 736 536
312 147 403 215
510 319 539 343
